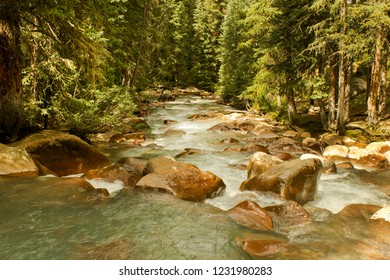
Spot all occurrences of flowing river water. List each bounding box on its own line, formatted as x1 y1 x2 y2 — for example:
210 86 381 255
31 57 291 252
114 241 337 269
1 95 390 259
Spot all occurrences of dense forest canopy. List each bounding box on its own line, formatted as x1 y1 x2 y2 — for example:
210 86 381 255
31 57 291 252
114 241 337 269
0 0 389 142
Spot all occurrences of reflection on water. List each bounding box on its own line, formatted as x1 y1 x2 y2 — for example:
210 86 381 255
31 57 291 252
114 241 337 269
1 96 390 259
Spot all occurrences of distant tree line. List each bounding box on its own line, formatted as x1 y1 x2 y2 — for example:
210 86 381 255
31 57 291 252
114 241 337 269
0 0 388 142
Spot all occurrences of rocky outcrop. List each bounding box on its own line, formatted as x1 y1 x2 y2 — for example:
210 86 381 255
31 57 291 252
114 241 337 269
10 130 110 177
227 200 273 231
0 144 38 177
241 158 322 205
136 156 226 201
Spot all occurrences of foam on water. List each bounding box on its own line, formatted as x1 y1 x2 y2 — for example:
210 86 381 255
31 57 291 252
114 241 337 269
87 178 125 194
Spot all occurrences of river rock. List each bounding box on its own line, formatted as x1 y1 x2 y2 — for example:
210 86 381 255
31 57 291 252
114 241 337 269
300 153 336 174
320 133 355 146
162 129 186 137
220 138 240 144
82 163 143 188
241 158 322 205
109 132 145 144
175 148 202 158
208 121 237 132
371 205 390 222
227 200 273 231
323 145 349 160
264 201 311 226
348 148 387 169
247 152 283 179
236 234 290 259
365 142 390 154
267 137 306 154
240 144 269 154
237 120 256 132
0 144 39 177
282 130 299 138
117 157 148 175
10 130 110 177
337 204 382 220
138 156 226 201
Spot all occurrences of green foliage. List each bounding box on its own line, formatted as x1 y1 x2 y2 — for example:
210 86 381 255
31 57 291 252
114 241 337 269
53 86 136 138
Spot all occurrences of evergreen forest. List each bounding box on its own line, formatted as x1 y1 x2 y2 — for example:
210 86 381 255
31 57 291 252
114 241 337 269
0 0 389 142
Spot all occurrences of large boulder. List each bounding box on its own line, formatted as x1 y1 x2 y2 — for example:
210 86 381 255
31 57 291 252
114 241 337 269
300 153 336 174
136 156 226 201
348 148 388 170
0 144 38 177
227 200 273 231
247 152 283 179
10 130 110 176
241 158 322 205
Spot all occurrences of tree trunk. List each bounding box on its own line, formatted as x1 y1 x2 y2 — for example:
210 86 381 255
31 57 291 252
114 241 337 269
328 53 338 131
344 59 352 121
337 0 347 134
0 15 23 142
285 75 296 124
378 55 387 116
129 0 149 90
367 28 383 125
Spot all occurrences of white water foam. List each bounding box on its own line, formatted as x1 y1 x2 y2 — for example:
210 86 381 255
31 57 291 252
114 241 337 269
86 178 125 195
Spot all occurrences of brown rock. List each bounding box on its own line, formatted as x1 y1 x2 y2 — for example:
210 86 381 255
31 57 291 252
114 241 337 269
10 130 110 177
283 130 299 138
241 158 322 205
267 137 306 154
236 235 290 258
208 121 237 132
0 144 39 177
337 204 382 220
109 132 145 144
82 163 143 188
264 201 311 226
247 152 283 179
220 138 240 144
300 154 336 174
348 148 388 170
162 129 186 137
117 157 148 175
323 145 349 160
240 144 269 154
365 142 390 154
140 157 226 201
227 200 273 231
175 148 202 158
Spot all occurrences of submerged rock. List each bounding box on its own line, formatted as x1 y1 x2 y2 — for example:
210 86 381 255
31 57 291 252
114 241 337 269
137 156 226 201
0 144 39 177
264 201 311 226
236 233 290 259
227 200 273 231
338 204 381 220
10 130 110 177
241 158 322 205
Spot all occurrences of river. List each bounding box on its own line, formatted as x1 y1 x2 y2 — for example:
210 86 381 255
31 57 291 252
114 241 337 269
0 95 389 259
